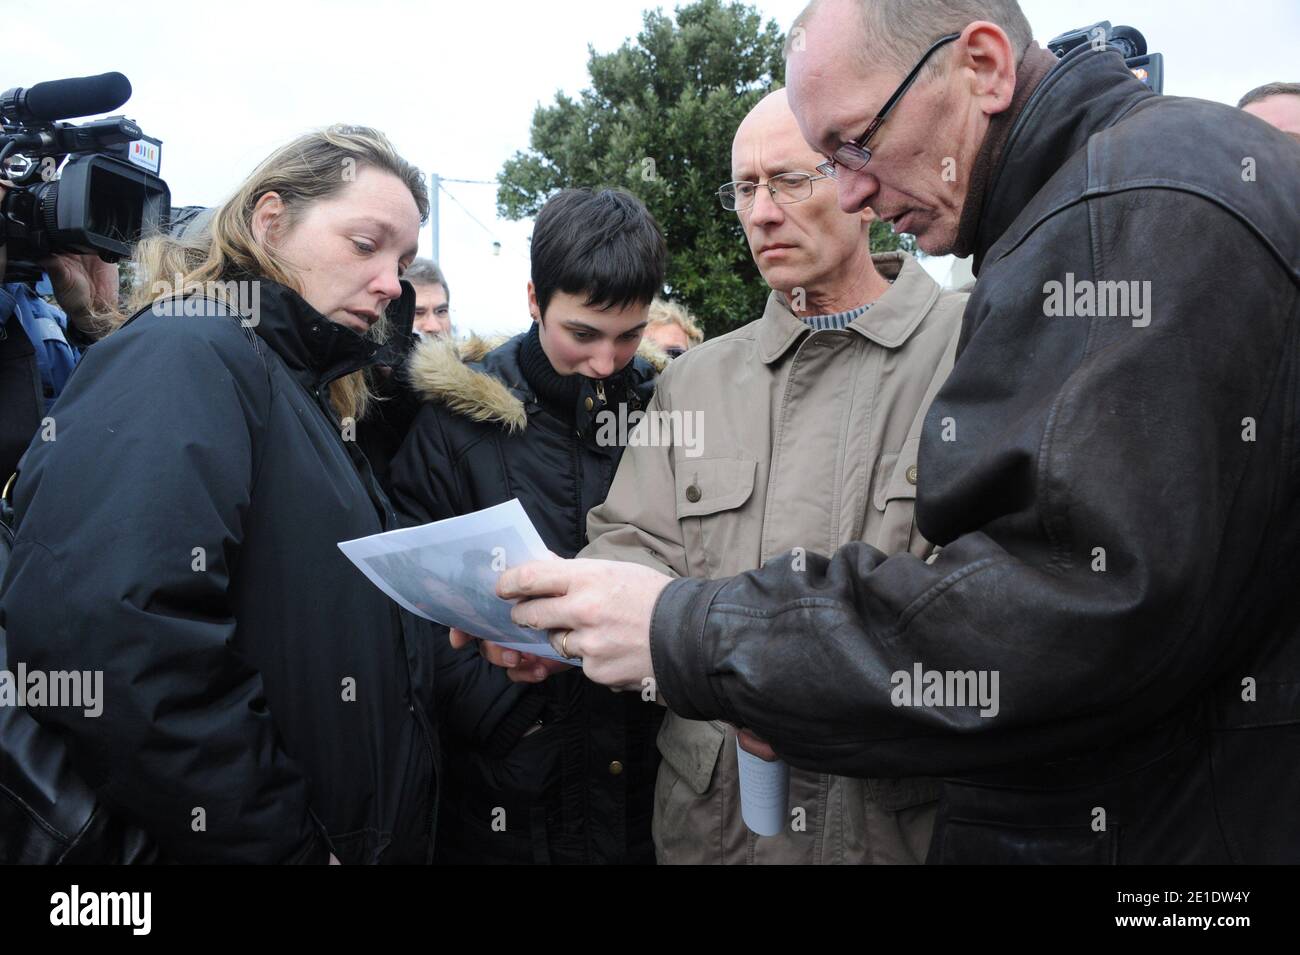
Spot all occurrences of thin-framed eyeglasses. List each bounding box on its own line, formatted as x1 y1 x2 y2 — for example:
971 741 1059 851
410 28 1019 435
717 172 831 212
816 32 961 180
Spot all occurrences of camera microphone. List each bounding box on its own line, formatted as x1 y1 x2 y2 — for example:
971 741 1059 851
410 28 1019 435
0 72 132 123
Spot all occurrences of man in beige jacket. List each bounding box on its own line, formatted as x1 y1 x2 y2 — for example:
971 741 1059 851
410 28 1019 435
576 89 967 864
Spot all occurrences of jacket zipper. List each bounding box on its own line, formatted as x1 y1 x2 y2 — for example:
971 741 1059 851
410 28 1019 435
403 646 440 864
316 361 438 860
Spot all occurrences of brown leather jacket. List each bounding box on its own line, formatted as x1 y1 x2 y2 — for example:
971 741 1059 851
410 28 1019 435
645 47 1300 864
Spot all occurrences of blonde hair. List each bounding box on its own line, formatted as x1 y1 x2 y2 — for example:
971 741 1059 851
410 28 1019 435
120 124 428 420
647 298 704 347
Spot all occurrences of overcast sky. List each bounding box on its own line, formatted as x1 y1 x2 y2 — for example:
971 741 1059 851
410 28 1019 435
7 0 1296 336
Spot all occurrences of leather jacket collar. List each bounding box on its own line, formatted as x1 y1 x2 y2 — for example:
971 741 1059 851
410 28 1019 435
973 44 1156 270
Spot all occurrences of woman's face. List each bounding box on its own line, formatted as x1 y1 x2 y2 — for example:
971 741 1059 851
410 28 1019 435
527 284 649 379
253 166 421 335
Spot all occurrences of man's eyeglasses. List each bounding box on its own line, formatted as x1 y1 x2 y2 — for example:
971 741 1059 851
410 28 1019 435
717 172 831 212
816 32 961 180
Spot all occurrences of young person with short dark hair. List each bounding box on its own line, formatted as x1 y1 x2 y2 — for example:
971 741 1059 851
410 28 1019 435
388 187 668 864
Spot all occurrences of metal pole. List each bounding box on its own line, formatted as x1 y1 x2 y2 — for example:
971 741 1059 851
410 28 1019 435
428 172 440 263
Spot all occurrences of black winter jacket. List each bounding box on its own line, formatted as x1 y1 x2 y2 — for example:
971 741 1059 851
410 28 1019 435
389 325 663 864
0 282 440 863
649 45 1300 863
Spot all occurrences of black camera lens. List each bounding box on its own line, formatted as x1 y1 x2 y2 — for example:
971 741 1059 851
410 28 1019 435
1107 26 1147 60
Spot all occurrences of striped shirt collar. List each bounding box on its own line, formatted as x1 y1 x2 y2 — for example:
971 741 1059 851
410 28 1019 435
799 301 872 331
757 254 941 363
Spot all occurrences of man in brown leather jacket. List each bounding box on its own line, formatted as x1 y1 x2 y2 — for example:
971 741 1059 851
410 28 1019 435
473 0 1300 863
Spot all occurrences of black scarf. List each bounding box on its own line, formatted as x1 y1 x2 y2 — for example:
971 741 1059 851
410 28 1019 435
518 322 583 417
517 321 638 425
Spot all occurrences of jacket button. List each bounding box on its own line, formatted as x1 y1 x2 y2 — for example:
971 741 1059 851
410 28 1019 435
608 760 624 776
685 485 701 503
584 396 594 411
906 464 918 485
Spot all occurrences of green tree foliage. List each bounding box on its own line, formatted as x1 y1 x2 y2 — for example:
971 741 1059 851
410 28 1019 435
497 0 913 338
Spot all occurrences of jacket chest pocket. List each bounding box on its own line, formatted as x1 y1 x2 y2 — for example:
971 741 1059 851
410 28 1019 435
674 457 756 577
870 437 928 559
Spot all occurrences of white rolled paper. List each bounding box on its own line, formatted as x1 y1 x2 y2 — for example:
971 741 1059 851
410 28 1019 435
736 736 789 837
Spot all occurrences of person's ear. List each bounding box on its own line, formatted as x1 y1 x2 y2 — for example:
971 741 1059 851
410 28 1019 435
526 281 542 324
251 192 285 246
956 21 1018 117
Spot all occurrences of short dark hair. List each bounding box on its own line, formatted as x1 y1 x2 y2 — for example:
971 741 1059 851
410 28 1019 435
530 188 667 318
1238 82 1300 109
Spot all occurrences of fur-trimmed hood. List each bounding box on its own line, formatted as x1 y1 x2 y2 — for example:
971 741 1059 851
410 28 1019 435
405 331 666 433
405 333 526 432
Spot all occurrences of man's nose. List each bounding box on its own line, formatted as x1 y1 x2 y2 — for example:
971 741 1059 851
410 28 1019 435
837 167 879 214
748 184 784 226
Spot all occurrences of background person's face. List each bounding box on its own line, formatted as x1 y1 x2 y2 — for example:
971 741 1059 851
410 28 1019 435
257 165 421 335
528 284 648 379
786 2 995 255
732 93 874 299
1242 94 1300 139
412 281 452 337
644 323 690 355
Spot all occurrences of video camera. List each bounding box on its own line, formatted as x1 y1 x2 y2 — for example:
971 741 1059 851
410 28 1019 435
1047 21 1164 94
0 72 170 282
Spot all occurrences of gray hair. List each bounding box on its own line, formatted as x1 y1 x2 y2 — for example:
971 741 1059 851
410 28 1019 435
788 0 1034 76
403 257 449 300
1238 82 1300 109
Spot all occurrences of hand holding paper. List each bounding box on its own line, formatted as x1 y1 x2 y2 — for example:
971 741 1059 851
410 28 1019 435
496 557 670 690
450 626 575 683
338 500 577 664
